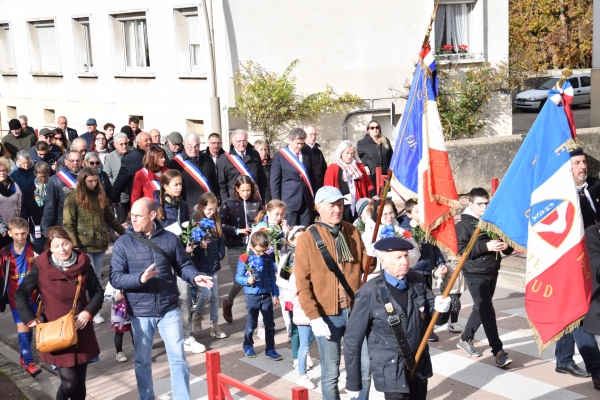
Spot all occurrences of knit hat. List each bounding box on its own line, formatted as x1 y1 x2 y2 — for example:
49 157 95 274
356 198 370 217
167 131 184 145
8 119 20 130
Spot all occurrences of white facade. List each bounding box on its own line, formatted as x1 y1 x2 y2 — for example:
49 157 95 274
0 0 510 153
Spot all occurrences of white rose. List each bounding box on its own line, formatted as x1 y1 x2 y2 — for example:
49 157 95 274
181 221 190 229
409 219 419 228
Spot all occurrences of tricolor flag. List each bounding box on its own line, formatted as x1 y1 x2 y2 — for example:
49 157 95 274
480 83 591 351
391 44 459 255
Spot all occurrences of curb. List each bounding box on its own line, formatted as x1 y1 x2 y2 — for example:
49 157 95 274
0 351 53 400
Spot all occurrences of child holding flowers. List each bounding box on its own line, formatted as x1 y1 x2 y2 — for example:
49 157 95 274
235 230 282 361
189 192 227 339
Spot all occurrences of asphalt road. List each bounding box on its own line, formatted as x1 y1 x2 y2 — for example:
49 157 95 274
512 104 591 135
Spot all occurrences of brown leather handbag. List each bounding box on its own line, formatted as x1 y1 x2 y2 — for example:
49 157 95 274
35 274 82 353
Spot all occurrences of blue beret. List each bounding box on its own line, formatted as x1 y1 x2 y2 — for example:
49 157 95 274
373 237 414 251
569 147 584 157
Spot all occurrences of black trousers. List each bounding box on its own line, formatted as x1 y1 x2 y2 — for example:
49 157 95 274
461 275 503 355
384 377 428 400
115 202 130 224
285 198 314 227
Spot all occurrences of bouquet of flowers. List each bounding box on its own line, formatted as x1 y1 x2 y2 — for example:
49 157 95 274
379 225 413 240
180 220 207 256
240 252 264 287
259 224 284 265
472 218 501 259
197 218 216 254
409 220 427 244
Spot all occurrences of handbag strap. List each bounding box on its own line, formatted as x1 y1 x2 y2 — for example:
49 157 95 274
129 234 173 265
308 226 354 301
36 274 82 318
375 276 416 372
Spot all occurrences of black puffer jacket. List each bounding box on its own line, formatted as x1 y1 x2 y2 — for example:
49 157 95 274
456 212 513 277
109 221 200 317
219 197 262 247
357 134 393 186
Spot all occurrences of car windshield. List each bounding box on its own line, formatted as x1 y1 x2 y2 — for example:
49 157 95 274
537 78 560 90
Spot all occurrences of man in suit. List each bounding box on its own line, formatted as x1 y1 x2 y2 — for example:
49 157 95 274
304 125 327 192
57 116 78 143
169 133 219 207
216 129 268 202
271 128 317 226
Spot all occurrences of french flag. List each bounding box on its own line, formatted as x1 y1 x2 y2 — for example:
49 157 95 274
391 44 459 256
480 83 591 351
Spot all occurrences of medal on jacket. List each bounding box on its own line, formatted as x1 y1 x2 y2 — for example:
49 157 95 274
385 302 394 313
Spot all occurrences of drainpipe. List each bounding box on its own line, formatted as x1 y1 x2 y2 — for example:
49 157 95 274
203 0 221 135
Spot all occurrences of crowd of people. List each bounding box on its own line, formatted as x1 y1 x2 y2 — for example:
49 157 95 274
0 114 598 400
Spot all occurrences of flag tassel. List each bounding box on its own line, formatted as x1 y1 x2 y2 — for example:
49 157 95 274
410 226 481 378
476 220 526 253
528 315 585 354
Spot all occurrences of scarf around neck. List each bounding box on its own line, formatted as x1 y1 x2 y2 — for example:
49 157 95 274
34 178 47 207
337 159 363 182
51 252 78 270
316 222 354 263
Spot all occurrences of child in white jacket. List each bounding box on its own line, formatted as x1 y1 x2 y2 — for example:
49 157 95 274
433 259 467 333
104 281 133 362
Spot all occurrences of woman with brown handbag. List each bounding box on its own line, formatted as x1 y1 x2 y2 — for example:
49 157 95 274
15 226 103 400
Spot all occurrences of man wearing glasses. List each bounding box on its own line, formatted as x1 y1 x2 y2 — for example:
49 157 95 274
303 125 327 192
203 133 225 165
55 138 87 173
216 129 268 203
162 131 184 162
454 187 514 369
41 150 82 235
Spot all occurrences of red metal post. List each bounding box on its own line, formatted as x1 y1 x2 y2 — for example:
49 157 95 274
206 351 222 400
292 387 309 400
491 178 499 196
376 167 382 195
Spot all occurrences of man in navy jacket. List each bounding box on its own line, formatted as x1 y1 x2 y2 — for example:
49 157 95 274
270 128 317 226
110 198 213 400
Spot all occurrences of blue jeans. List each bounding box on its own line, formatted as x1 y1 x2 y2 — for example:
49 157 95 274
314 308 371 400
297 325 315 375
84 251 106 280
195 272 219 323
130 308 190 400
555 327 600 379
243 294 275 352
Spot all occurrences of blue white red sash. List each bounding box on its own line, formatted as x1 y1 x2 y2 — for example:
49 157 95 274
172 154 211 193
142 168 161 191
279 147 314 198
224 152 261 200
57 170 76 188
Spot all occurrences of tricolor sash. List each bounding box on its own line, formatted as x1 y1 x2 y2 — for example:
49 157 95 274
142 168 161 191
224 152 261 200
278 147 314 198
173 154 211 193
57 170 76 188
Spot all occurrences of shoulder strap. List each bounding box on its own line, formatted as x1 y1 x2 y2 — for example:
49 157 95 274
308 226 354 301
129 234 173 265
37 273 82 317
375 276 416 372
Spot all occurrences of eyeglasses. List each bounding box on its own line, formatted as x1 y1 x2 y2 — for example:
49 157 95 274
234 139 248 144
382 212 395 218
96 137 106 141
475 202 489 207
66 159 81 163
369 126 381 130
36 175 49 179
203 207 218 213
130 213 149 220
87 161 100 166
253 248 268 255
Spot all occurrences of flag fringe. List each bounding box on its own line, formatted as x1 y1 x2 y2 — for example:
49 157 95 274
476 220 526 253
527 315 585 354
391 176 418 203
425 233 458 258
566 137 581 152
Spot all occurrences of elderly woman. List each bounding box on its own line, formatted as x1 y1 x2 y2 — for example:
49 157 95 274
254 140 272 203
20 162 50 247
357 120 393 188
10 151 35 190
84 152 113 200
343 237 450 400
0 156 21 248
90 132 110 163
131 145 169 205
323 140 375 223
15 226 103 400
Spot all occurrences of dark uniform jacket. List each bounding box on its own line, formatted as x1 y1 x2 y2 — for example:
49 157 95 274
216 145 268 203
344 271 435 393
584 222 600 335
579 177 600 228
168 151 219 207
304 143 327 191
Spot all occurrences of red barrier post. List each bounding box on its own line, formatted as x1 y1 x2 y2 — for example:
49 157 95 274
376 167 382 195
206 351 222 400
491 178 499 196
292 387 309 400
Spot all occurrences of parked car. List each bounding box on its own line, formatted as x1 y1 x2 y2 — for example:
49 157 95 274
514 74 591 112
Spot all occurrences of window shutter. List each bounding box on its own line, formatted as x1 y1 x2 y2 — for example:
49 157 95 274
187 15 200 45
6 29 14 69
37 26 59 71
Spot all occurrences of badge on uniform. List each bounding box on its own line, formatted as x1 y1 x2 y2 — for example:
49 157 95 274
385 303 394 313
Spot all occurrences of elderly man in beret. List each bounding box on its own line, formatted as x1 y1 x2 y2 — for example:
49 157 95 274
343 237 451 400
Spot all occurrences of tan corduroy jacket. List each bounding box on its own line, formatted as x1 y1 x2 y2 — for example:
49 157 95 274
295 222 372 320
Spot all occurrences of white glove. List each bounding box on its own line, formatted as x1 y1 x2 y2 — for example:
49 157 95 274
310 317 331 339
346 390 360 399
434 296 451 313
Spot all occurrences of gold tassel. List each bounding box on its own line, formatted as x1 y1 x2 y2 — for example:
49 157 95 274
476 220 526 253
528 315 585 353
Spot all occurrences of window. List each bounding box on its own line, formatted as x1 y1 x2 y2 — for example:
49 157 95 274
7 106 17 120
434 0 484 58
580 76 591 87
44 109 55 126
129 115 144 130
173 7 206 75
116 13 150 69
27 19 60 72
0 23 15 71
186 15 202 70
186 119 204 137
73 17 94 72
568 77 580 89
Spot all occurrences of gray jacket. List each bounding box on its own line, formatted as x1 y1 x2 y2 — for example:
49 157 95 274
104 150 130 204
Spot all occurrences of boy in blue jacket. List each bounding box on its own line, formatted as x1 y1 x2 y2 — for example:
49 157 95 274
236 230 282 360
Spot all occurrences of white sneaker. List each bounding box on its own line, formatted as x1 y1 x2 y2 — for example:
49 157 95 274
115 352 127 362
448 323 463 333
257 328 265 340
293 359 298 369
93 313 105 324
297 374 315 390
306 356 314 369
183 336 206 354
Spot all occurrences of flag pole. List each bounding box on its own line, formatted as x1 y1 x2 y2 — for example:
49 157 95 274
410 226 481 378
362 170 393 285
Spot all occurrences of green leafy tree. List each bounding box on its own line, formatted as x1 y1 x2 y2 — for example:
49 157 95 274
230 59 364 149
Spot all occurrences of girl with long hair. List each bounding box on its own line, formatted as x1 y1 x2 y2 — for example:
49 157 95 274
130 145 169 205
189 192 227 339
63 167 126 324
220 175 262 324
90 132 110 163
